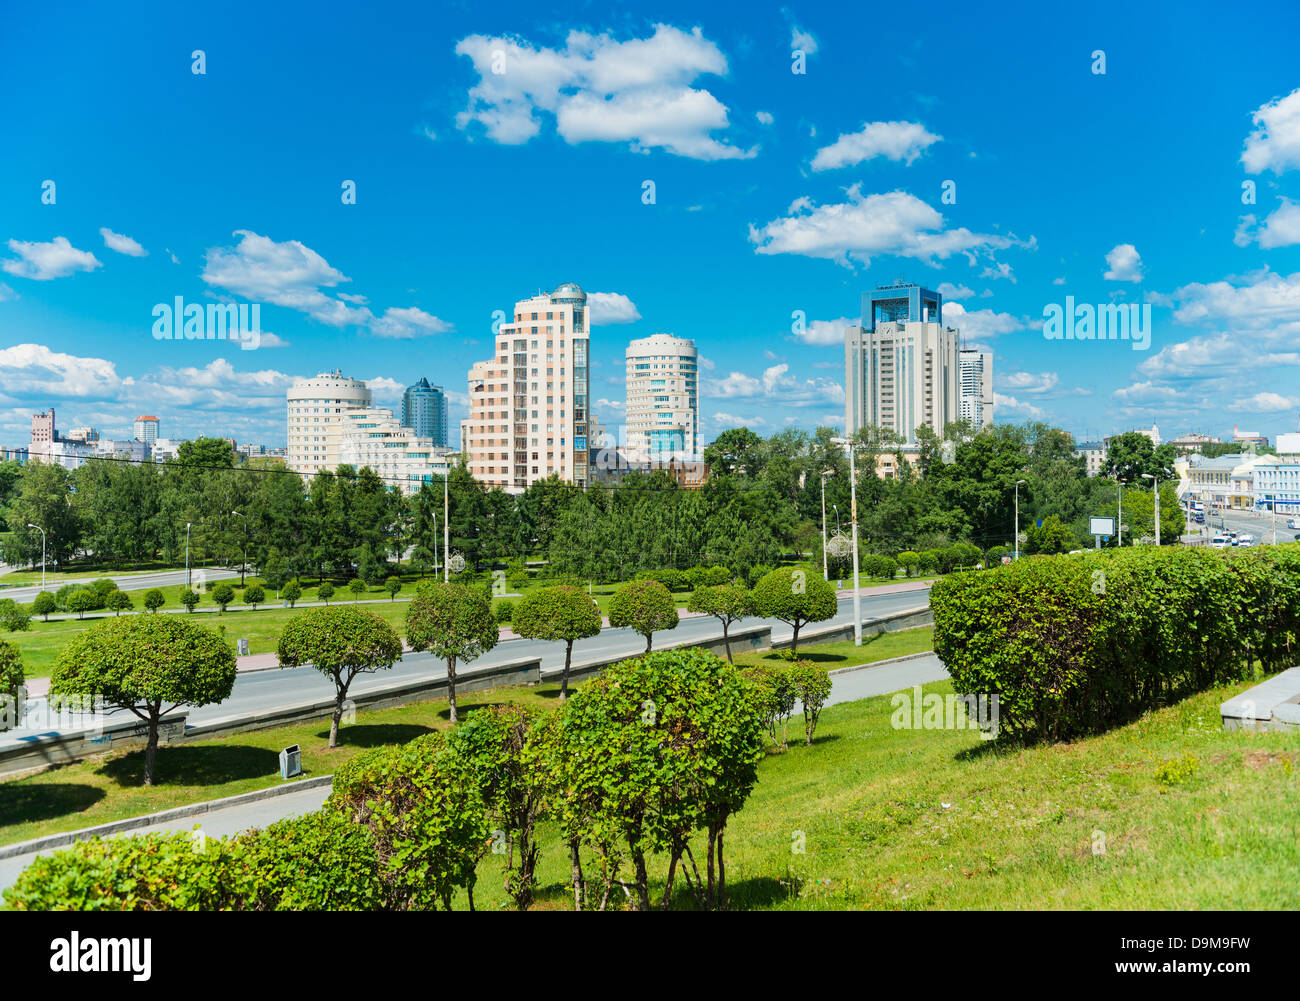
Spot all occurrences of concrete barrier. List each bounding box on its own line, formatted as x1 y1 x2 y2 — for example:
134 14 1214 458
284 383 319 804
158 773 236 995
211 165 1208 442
772 605 932 650
0 710 188 780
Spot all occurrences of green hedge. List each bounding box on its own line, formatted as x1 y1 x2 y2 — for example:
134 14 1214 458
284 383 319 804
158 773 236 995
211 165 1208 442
931 545 1300 742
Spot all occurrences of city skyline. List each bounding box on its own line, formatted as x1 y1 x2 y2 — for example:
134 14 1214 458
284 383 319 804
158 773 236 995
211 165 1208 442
2 0 1300 450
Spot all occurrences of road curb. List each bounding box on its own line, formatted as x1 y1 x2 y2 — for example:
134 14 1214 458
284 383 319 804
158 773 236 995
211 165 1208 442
828 649 939 677
0 774 334 861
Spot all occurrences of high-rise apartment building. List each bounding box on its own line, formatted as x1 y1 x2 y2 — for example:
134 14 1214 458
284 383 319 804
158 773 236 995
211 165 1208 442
286 369 372 475
625 334 699 460
844 282 959 442
401 378 448 447
958 349 994 429
339 407 454 495
464 282 593 492
134 415 160 443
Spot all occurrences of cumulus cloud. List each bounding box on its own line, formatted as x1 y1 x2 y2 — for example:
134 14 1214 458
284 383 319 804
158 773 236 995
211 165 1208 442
99 227 147 257
937 282 974 299
1103 243 1143 282
1241 87 1300 174
992 393 1045 420
942 301 1029 339
370 307 453 338
2 236 101 280
0 283 16 302
1258 198 1300 248
749 187 1032 268
1112 381 1183 404
1000 371 1060 395
707 362 842 406
1233 391 1300 412
1166 269 1300 337
587 292 642 324
794 316 855 346
711 411 768 428
790 26 818 55
454 25 754 160
810 120 940 171
0 343 125 396
756 110 774 125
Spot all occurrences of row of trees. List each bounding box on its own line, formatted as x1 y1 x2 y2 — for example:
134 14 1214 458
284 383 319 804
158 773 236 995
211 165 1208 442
0 422 1184 586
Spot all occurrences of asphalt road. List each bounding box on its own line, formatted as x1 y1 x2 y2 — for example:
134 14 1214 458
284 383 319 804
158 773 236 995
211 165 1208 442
0 647 951 892
1 587 932 747
0 568 240 603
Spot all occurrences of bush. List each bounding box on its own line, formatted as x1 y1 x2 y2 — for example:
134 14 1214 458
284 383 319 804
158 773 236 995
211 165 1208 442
282 579 302 607
895 551 920 577
179 588 200 613
861 554 897 580
930 546 1300 742
751 566 836 654
31 591 56 621
948 541 982 571
348 578 366 598
385 576 402 601
985 545 1011 567
316 581 334 605
0 598 31 632
243 583 266 609
106 591 133 616
0 637 24 708
608 578 678 653
916 551 939 576
211 582 235 612
494 599 514 623
66 589 98 619
788 660 832 746
741 661 796 748
143 588 165 612
90 577 119 600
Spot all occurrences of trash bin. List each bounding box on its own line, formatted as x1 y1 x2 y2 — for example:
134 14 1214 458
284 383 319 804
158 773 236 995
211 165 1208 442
279 744 302 779
237 638 250 656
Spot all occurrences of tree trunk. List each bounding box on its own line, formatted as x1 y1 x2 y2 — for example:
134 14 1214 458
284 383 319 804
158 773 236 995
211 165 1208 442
791 620 801 655
706 830 716 907
722 621 732 662
561 640 572 701
447 654 458 722
645 632 653 653
570 840 584 911
717 828 726 909
662 849 680 910
632 849 651 911
143 708 161 786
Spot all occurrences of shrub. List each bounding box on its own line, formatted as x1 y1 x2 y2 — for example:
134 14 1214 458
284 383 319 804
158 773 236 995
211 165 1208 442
930 546 1295 743
916 551 939 576
0 637 24 703
948 541 982 571
282 579 302 607
66 589 98 619
741 661 796 748
511 585 602 699
895 551 920 577
0 598 31 632
90 577 119 600
385 576 402 601
243 583 266 609
861 554 897 580
106 591 133 616
493 599 514 623
788 660 832 745
608 578 678 653
143 588 166 612
31 591 56 621
348 578 366 599
985 545 1011 567
505 558 529 591
752 566 836 654
211 582 235 613
179 588 200 613
316 581 334 605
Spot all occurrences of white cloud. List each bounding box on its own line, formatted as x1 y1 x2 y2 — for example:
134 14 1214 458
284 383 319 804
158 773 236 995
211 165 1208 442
1137 333 1233 379
1000 371 1059 395
1258 198 1300 248
99 227 147 257
992 393 1045 420
2 236 101 280
1112 381 1183 404
1233 391 1300 412
711 411 768 427
0 283 16 302
980 261 1015 283
942 301 1028 339
1052 276 1066 285
1167 269 1300 337
756 110 774 125
1241 87 1300 175
790 26 818 55
795 316 855 346
810 120 940 171
937 282 974 299
749 187 1032 268
370 307 453 338
454 25 754 161
0 343 125 396
1103 243 1143 282
707 362 842 406
587 292 642 324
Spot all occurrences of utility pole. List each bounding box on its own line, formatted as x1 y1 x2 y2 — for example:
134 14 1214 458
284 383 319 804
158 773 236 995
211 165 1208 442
820 469 832 581
1142 474 1160 545
1117 484 1123 548
443 473 450 583
26 524 45 590
231 511 248 585
1014 479 1026 560
831 438 862 646
185 522 193 590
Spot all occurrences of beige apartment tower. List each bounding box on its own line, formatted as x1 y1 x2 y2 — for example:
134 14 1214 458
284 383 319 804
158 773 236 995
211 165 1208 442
465 282 593 492
625 334 698 460
286 369 373 475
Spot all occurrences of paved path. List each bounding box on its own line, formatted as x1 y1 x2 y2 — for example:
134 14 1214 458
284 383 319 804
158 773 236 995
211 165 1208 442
0 649 950 893
0 568 240 603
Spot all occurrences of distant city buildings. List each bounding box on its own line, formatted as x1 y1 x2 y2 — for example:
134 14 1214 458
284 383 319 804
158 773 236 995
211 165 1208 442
1074 441 1105 477
339 407 454 495
134 415 160 444
957 348 993 430
401 378 449 448
1167 431 1220 455
286 369 373 475
1185 452 1270 510
1232 425 1269 449
465 282 593 493
845 282 959 443
625 334 699 461
1253 455 1300 514
1104 424 1161 450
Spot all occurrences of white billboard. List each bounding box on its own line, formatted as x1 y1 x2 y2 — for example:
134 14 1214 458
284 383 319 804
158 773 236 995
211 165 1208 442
1089 516 1116 536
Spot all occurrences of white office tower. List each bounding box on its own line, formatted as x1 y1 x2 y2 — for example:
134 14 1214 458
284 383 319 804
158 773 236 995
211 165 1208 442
338 407 454 495
958 349 994 429
844 282 959 443
286 369 372 475
465 282 593 492
625 334 699 461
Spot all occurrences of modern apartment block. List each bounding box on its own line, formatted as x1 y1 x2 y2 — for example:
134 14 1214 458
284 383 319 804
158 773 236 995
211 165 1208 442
625 334 699 460
339 407 454 495
134 415 160 443
957 349 994 430
401 378 449 447
844 282 959 443
464 282 593 492
286 369 373 475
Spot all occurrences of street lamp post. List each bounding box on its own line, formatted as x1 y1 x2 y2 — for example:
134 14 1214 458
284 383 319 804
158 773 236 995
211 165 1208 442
25 524 45 590
231 511 248 585
1141 474 1160 545
185 522 193 591
1117 484 1123 548
1014 479 1026 560
443 473 450 583
820 469 833 581
831 437 862 646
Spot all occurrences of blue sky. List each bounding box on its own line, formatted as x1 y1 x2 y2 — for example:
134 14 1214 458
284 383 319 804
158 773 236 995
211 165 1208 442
2 0 1299 449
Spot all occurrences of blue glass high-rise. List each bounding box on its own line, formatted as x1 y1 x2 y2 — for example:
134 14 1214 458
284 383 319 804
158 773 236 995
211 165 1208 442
401 377 448 447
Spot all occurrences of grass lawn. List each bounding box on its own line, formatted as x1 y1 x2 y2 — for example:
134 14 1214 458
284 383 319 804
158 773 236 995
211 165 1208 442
0 566 185 587
5 654 1300 909
731 626 934 671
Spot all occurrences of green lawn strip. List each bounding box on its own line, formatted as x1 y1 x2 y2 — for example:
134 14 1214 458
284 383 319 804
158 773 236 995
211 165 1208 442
0 685 558 848
731 626 934 671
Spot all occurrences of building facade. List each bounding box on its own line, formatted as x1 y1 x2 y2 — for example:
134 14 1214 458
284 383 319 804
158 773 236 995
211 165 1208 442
1185 453 1269 510
464 282 593 493
1253 455 1300 514
1074 441 1105 477
134 416 160 443
845 282 959 443
401 378 449 447
286 369 373 475
625 334 699 461
957 348 993 429
338 407 454 495
1167 431 1220 455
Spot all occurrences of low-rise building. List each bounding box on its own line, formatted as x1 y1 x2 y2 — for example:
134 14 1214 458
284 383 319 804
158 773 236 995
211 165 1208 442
1074 441 1105 477
1252 455 1300 515
338 407 455 495
1167 431 1221 455
1185 452 1271 510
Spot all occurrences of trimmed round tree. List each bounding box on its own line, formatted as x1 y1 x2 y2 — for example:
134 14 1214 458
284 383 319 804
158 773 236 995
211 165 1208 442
31 591 56 622
752 566 837 655
608 578 678 653
211 582 235 613
348 578 366 600
512 585 601 700
687 582 755 663
178 588 200 613
243 583 265 610
282 579 302 607
404 580 498 722
143 588 165 613
277 605 404 748
1 639 24 728
385 576 402 601
49 615 237 785
107 591 133 616
316 581 334 605
66 589 97 620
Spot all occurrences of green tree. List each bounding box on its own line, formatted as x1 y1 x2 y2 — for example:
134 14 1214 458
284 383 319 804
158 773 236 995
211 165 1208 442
317 581 334 605
1102 432 1177 484
608 579 678 653
511 585 602 699
143 588 165 613
788 660 832 745
1024 514 1074 555
31 591 56 622
752 566 837 654
211 582 235 613
405 580 498 722
686 583 755 662
66 589 97 619
242 584 265 610
348 578 366 600
107 591 133 616
277 606 404 747
0 598 31 632
385 576 402 601
179 588 200 613
49 616 237 784
0 639 24 724
282 579 302 608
